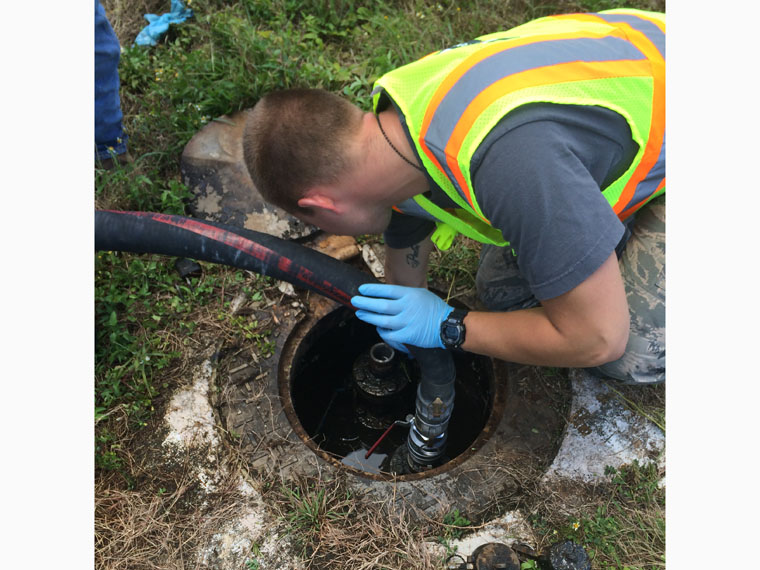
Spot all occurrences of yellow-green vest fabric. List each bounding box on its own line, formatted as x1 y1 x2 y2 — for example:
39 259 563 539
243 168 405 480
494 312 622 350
372 9 665 249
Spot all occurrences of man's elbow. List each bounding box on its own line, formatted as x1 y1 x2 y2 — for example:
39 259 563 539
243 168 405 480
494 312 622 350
586 325 629 366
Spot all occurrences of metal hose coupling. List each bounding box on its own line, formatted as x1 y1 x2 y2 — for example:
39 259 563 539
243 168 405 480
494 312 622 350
406 396 454 469
406 347 456 471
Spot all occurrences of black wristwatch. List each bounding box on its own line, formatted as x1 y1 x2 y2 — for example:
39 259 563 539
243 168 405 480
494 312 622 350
440 309 468 350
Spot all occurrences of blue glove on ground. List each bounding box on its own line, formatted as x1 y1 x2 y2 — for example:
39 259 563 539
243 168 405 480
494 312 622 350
351 283 454 351
135 0 194 46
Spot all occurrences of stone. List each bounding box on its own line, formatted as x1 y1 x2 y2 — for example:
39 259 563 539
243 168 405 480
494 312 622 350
181 111 318 240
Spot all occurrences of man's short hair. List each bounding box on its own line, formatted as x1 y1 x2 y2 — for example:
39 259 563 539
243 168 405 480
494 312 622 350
242 88 363 215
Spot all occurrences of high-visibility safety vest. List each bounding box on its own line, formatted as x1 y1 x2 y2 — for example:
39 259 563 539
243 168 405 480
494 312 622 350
371 9 665 250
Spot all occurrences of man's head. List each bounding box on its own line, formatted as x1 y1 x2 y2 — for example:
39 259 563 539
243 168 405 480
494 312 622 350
242 89 364 218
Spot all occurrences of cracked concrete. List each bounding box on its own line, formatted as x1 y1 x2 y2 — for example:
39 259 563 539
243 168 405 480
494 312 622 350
157 341 663 569
543 369 665 485
159 344 303 569
425 510 537 561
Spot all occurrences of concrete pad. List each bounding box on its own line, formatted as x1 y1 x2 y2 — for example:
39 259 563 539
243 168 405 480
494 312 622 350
426 510 536 560
543 369 665 484
159 348 663 568
158 343 303 569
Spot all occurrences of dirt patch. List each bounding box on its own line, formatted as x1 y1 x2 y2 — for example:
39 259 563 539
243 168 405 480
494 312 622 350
101 0 169 46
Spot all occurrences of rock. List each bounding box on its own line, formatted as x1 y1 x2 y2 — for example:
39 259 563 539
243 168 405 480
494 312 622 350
543 541 591 570
181 111 318 240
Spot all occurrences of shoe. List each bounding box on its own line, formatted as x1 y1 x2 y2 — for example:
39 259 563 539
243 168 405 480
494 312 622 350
96 151 134 170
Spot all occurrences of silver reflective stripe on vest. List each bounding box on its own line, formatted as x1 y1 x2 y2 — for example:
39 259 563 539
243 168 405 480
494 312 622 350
394 197 439 221
595 13 665 59
425 36 647 198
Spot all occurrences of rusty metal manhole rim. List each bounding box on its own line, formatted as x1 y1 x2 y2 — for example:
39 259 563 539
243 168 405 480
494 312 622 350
277 301 508 482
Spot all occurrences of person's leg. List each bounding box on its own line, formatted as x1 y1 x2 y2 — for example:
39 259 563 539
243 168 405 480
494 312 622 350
475 244 539 312
95 0 129 163
590 195 666 384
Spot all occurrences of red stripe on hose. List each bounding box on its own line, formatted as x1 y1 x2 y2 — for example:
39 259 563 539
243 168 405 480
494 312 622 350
111 211 353 306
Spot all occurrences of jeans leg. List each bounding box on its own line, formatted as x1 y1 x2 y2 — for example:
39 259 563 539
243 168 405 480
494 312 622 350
95 0 128 160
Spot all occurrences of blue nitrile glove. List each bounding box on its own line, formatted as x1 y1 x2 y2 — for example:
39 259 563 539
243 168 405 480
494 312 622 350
351 284 454 351
134 0 194 46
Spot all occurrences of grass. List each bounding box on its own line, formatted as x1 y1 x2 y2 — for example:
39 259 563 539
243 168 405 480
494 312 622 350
428 237 483 303
94 247 278 476
95 438 242 569
526 460 665 569
267 474 439 569
276 476 356 557
435 508 474 560
95 0 666 568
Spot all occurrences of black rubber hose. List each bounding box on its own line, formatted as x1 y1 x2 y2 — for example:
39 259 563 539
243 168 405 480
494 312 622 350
95 209 456 453
408 347 455 391
95 210 375 306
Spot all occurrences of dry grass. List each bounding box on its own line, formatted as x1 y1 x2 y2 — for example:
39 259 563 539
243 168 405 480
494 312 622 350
95 456 240 570
609 382 666 432
102 0 168 45
267 473 440 570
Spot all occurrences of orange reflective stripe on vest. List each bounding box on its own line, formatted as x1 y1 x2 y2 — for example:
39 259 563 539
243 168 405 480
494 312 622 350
418 12 665 221
418 34 651 218
554 12 666 217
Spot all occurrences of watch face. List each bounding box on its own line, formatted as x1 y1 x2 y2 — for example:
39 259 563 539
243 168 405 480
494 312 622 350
442 322 463 345
441 310 467 348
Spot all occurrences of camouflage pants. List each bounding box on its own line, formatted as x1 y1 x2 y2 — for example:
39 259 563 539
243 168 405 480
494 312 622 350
475 195 665 384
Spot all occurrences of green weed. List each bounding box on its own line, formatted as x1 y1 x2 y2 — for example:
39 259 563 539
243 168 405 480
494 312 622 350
441 508 472 541
530 461 665 569
278 479 355 556
436 508 473 557
94 251 267 468
244 543 263 569
223 313 276 356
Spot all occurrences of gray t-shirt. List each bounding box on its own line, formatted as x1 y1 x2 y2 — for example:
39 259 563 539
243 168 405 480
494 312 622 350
383 102 639 300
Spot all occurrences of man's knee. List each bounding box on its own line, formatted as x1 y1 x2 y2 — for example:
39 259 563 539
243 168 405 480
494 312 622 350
475 244 538 311
592 195 666 384
591 326 665 384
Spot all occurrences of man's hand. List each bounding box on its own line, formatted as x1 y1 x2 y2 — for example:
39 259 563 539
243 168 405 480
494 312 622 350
351 283 454 351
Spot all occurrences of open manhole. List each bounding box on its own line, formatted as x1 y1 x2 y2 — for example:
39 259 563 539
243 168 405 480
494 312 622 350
216 295 572 519
283 304 498 479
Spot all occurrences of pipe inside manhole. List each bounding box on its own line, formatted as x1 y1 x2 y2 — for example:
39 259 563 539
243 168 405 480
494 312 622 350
281 304 501 480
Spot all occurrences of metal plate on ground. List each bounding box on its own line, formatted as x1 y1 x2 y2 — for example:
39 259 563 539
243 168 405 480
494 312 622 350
181 110 318 240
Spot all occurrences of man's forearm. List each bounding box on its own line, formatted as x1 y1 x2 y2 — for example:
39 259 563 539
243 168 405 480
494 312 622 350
384 237 434 287
462 307 625 367
376 243 628 369
463 253 629 367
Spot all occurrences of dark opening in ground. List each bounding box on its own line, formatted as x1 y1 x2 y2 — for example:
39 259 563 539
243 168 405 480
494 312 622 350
287 306 494 476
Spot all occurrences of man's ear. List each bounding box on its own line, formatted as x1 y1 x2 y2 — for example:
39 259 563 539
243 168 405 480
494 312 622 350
297 189 341 213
